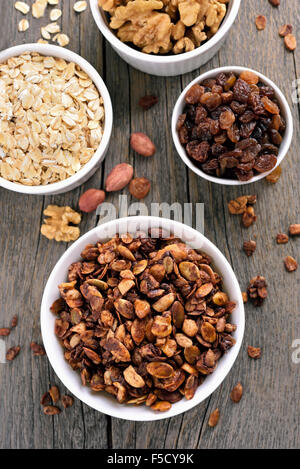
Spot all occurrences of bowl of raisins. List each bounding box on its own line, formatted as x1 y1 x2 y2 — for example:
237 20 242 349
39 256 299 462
172 67 293 184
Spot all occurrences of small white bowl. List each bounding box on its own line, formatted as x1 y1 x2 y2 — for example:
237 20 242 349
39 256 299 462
90 0 241 77
0 43 113 195
172 66 293 185
41 216 245 422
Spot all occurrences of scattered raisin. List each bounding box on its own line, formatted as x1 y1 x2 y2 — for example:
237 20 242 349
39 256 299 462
139 95 158 110
269 0 280 6
129 177 151 200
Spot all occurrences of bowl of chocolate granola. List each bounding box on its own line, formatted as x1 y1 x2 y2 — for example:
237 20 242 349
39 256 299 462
90 0 241 76
172 66 293 184
41 216 244 421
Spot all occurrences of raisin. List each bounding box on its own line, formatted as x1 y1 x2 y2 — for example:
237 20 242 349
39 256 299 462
271 114 281 131
219 154 239 169
251 126 263 141
214 131 228 144
237 161 255 172
197 121 212 140
224 74 237 91
227 124 240 143
195 106 208 124
211 84 223 95
139 95 158 110
202 78 216 88
230 100 247 115
240 121 257 139
259 85 275 99
129 177 151 199
253 154 277 173
209 119 220 135
221 91 234 104
186 141 210 162
279 24 293 37
219 109 235 130
178 126 189 144
269 129 283 145
233 79 251 103
212 143 226 156
202 159 219 173
239 71 259 85
239 110 256 123
261 143 279 155
185 84 205 104
200 92 222 111
248 93 265 115
235 169 254 181
216 72 227 87
261 96 280 114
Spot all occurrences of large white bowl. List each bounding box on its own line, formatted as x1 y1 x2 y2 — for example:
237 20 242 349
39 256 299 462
172 66 293 185
0 43 113 195
90 0 241 77
41 216 245 421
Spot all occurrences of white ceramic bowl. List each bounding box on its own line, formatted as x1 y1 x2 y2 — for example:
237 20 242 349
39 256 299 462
0 43 113 195
41 216 245 421
172 66 293 185
90 0 241 77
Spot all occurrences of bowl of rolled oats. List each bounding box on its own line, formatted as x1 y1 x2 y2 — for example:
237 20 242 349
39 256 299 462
90 0 241 76
0 43 113 195
41 216 245 421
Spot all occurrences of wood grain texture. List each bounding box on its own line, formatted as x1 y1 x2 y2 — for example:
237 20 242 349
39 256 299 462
0 0 300 449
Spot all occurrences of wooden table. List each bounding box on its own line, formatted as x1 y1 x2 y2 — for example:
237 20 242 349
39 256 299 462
1 0 300 449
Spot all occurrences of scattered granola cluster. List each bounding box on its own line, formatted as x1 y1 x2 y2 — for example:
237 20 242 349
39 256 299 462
15 0 88 46
228 195 257 228
98 0 230 55
41 384 74 415
0 52 105 186
51 233 237 411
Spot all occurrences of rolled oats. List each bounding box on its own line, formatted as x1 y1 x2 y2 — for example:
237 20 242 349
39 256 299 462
0 52 105 186
18 19 30 32
15 1 30 14
54 33 70 47
74 1 88 12
51 232 237 411
50 9 62 21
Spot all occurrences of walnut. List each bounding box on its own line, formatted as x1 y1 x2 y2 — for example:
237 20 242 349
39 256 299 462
110 0 164 29
178 0 201 27
173 37 195 54
206 0 227 34
133 12 172 54
172 20 185 40
41 205 81 242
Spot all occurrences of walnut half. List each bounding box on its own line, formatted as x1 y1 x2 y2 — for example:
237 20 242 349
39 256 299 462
41 205 81 242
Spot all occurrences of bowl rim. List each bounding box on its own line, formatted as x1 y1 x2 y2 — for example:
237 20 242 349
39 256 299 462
89 0 241 64
171 65 294 186
0 43 113 195
41 215 245 421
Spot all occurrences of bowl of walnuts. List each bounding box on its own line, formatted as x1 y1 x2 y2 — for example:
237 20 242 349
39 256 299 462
41 216 245 421
90 0 241 77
